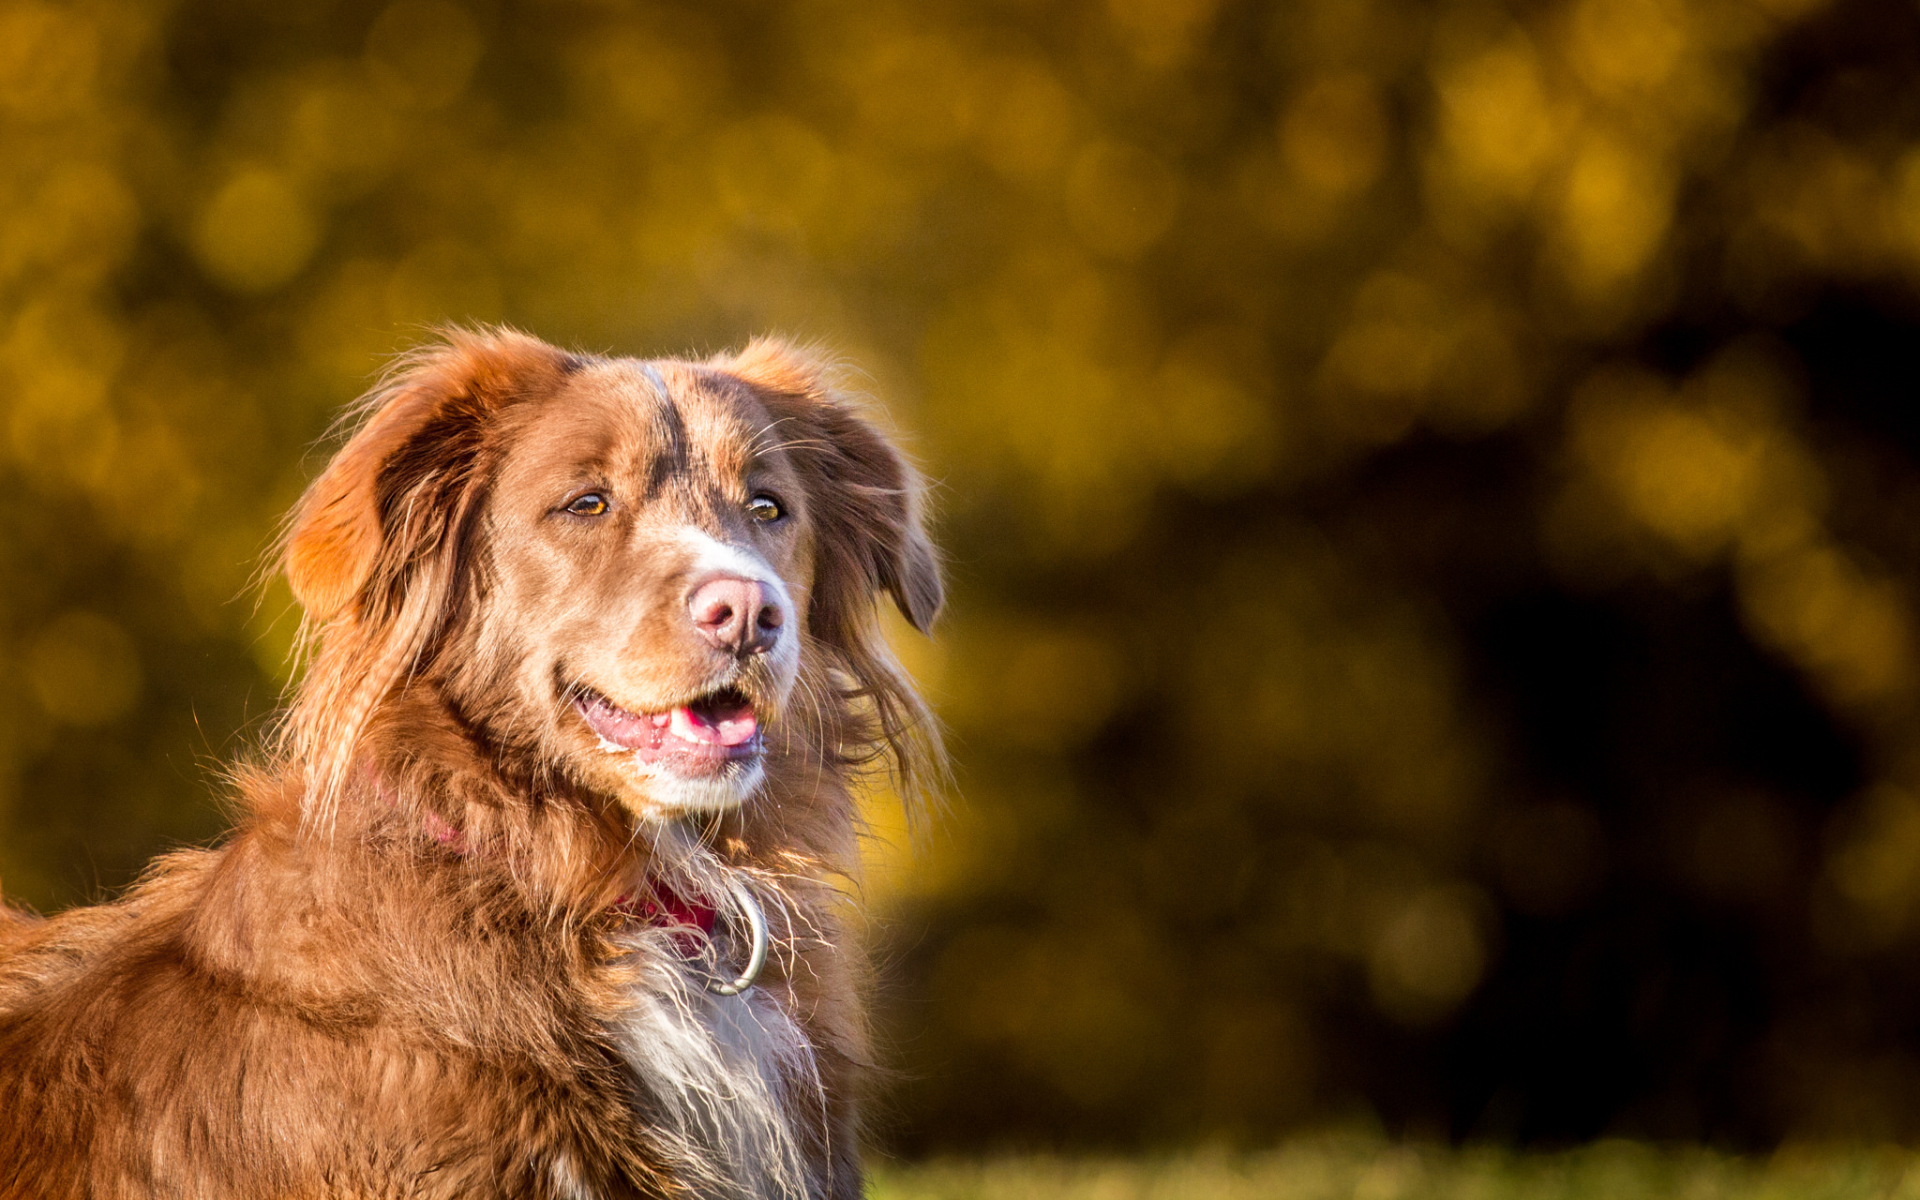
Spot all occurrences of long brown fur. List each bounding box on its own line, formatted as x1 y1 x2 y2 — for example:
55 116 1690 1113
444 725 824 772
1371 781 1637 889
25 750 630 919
0 329 942 1199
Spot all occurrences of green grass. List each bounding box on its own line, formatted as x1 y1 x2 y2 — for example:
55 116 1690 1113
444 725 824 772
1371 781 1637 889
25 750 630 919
869 1138 1920 1200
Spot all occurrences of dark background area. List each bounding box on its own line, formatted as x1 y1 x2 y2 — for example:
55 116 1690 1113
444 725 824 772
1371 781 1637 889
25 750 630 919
4 0 1920 1155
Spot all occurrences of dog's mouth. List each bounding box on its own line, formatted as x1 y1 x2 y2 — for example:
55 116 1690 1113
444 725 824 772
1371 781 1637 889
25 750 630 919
574 685 763 773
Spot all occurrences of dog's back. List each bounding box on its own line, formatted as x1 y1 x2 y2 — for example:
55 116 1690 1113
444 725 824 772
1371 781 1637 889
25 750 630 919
2 817 687 1197
0 901 38 958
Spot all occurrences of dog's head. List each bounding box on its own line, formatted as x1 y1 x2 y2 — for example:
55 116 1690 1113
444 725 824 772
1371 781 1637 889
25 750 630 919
282 329 939 827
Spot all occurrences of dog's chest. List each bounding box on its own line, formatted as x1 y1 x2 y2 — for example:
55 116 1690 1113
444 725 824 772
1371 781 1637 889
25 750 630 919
602 961 819 1200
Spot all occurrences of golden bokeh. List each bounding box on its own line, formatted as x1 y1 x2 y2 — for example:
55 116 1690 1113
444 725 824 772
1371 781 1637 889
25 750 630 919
3 0 1920 1151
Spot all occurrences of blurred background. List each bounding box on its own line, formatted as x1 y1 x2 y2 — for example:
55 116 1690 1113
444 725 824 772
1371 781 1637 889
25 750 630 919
4 0 1920 1157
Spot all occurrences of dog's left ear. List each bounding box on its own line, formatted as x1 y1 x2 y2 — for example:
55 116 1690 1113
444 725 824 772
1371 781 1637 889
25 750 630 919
721 338 946 797
724 338 943 633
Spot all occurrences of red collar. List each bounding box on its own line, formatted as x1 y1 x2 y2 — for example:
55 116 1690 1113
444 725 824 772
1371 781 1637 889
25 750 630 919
409 792 715 940
374 769 760 986
613 885 716 937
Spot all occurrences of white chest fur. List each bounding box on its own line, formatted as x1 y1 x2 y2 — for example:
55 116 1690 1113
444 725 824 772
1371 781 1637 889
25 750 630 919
608 942 822 1200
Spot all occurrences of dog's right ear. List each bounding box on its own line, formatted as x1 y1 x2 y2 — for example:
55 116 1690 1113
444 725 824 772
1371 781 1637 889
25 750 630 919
285 388 435 624
281 329 574 836
284 329 572 625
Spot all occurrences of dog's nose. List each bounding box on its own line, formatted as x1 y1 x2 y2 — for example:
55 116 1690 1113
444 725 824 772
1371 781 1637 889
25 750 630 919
688 576 784 656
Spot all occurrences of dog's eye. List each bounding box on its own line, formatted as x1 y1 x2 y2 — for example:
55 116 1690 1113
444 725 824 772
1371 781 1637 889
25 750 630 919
565 493 610 517
746 494 785 523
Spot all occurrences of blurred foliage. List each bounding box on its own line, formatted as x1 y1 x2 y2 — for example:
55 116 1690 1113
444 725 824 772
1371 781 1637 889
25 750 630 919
7 0 1920 1153
870 1139 1920 1200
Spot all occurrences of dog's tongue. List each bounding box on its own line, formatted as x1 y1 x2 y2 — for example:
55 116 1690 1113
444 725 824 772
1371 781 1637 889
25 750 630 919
671 694 758 747
580 690 757 751
580 693 665 750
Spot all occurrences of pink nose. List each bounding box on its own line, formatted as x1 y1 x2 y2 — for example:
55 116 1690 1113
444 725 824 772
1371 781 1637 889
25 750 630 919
687 576 783 656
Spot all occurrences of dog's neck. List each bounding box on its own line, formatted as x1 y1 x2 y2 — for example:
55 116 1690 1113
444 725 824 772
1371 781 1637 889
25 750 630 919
325 685 635 910
331 682 777 931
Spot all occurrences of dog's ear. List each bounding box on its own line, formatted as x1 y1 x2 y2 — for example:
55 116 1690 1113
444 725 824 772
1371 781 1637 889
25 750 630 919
720 338 946 800
286 329 571 625
284 385 436 624
724 338 943 633
282 327 573 834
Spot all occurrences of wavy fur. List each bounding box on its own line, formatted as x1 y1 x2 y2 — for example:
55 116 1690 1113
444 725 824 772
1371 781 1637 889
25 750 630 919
0 328 941 1199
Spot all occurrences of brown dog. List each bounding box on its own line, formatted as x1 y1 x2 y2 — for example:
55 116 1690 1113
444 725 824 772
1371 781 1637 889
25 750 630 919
0 330 941 1199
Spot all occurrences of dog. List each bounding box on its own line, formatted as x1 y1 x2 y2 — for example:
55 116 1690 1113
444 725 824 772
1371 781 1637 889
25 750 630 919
0 329 942 1199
